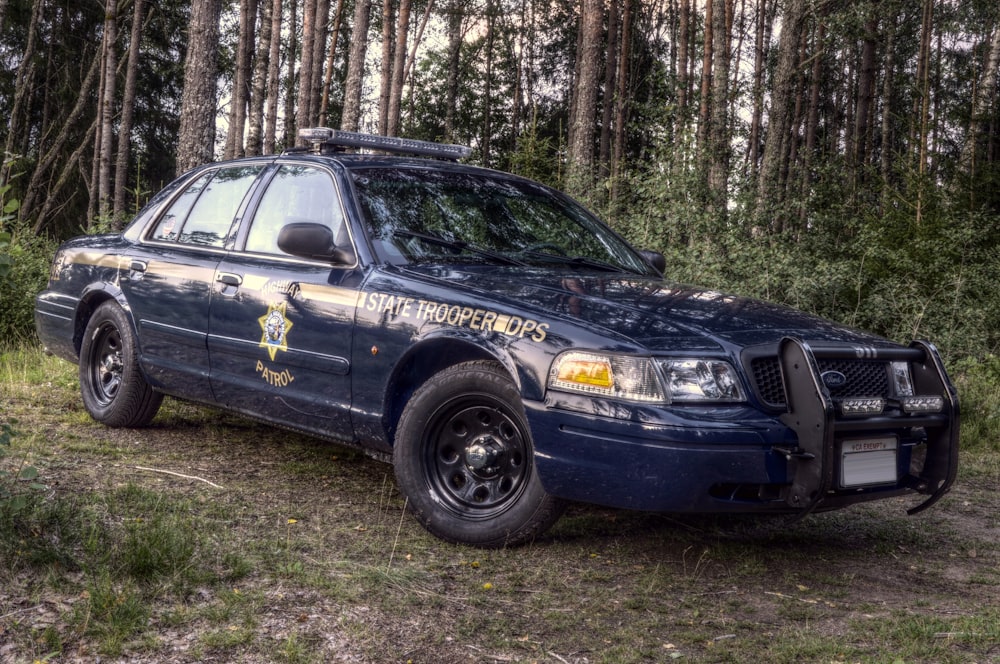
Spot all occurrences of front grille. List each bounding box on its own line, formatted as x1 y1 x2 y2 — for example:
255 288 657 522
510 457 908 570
750 357 890 408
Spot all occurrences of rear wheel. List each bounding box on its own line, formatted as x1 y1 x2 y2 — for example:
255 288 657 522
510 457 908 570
394 361 564 547
79 301 163 427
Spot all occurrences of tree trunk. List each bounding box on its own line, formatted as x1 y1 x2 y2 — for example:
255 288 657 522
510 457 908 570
97 1 118 220
378 0 395 134
342 0 371 131
962 23 1000 175
296 0 317 134
755 0 806 230
482 0 496 166
177 0 223 173
248 0 275 156
284 0 298 144
697 0 714 153
113 0 147 222
599 0 619 179
23 52 102 226
879 12 898 212
443 0 464 140
264 0 283 153
675 0 689 138
566 0 602 196
746 0 767 172
225 0 257 159
611 0 631 192
3 0 43 171
707 0 731 212
853 13 877 178
341 0 372 131
387 0 411 136
309 0 330 124
319 0 346 122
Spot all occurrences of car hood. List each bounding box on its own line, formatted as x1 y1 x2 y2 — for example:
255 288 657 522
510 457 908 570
402 266 889 352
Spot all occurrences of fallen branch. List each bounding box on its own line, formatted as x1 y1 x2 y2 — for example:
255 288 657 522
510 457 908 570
135 466 224 489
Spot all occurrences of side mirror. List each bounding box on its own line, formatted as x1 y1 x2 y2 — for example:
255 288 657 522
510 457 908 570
277 222 355 264
639 249 666 275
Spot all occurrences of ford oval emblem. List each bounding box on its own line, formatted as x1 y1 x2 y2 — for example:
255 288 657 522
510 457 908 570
821 370 848 389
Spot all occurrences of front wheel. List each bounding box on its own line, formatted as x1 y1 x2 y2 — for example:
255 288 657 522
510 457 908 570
394 361 564 547
79 300 163 427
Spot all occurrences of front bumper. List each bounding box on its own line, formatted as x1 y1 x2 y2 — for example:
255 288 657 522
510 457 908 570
527 338 959 515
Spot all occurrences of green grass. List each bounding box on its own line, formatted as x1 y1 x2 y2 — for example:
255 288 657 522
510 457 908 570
1 343 998 662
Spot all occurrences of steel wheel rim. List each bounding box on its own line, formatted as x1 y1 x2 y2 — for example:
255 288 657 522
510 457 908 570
90 321 124 406
423 395 529 518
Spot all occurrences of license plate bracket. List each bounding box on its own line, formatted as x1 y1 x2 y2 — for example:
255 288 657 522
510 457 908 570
839 437 898 488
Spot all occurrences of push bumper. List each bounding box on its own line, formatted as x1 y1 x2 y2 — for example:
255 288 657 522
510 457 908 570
777 337 959 517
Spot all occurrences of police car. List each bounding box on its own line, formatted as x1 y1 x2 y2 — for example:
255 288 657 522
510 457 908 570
34 129 959 547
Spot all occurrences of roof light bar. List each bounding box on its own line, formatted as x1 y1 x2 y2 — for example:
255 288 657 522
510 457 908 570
297 127 472 160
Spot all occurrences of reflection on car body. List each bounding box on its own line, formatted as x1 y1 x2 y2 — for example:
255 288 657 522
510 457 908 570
35 129 959 547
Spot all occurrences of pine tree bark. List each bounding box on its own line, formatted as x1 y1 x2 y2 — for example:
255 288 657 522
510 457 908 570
386 0 411 136
611 0 631 191
482 0 496 166
853 13 877 176
342 0 372 132
177 0 223 173
247 0 274 156
962 23 1000 174
225 0 257 159
97 1 118 219
319 0 346 122
707 0 731 212
746 0 767 172
296 0 317 134
113 0 147 222
264 0 283 153
309 0 330 124
755 0 806 230
599 0 619 179
566 0 602 196
696 0 713 152
675 0 689 138
284 0 298 144
443 0 464 141
378 0 395 134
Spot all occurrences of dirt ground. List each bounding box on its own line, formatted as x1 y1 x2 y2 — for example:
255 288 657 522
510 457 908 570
2 390 999 663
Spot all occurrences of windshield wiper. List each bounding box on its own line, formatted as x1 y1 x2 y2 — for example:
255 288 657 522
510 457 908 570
394 230 526 266
519 249 628 273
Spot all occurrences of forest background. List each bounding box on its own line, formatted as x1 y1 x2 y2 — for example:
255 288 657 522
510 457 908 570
1 0 1000 364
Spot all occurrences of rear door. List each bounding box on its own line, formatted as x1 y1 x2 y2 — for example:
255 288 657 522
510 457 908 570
122 164 266 401
207 162 362 441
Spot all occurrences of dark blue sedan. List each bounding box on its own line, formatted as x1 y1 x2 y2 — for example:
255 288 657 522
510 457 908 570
35 129 959 547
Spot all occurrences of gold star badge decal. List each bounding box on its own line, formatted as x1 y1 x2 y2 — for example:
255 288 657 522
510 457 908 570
258 301 293 361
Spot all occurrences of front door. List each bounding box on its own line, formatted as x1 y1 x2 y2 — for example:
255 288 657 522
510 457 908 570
207 163 362 442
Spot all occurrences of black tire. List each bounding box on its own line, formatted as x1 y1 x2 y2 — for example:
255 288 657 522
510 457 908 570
393 361 565 547
79 300 163 427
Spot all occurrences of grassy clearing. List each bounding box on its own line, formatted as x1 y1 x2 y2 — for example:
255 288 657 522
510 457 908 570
1 345 998 662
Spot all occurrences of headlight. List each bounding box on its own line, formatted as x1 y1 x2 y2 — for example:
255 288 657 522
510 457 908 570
548 352 745 404
548 352 664 402
658 359 745 402
890 361 914 396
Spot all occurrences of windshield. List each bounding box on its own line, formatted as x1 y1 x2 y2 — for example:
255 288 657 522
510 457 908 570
350 167 654 274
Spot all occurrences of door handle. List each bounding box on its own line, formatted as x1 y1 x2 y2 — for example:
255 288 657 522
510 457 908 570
216 272 243 287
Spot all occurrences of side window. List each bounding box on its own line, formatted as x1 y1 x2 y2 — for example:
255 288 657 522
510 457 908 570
150 172 213 242
179 166 264 247
150 166 263 247
245 165 346 256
